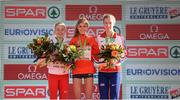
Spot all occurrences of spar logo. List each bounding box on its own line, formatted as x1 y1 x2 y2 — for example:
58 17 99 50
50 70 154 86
4 6 60 19
66 5 121 21
4 86 46 98
170 46 180 58
127 46 168 58
66 26 104 38
4 64 48 80
66 26 121 38
48 6 60 19
113 26 121 35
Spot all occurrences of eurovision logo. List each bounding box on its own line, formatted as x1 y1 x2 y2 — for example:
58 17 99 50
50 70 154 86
4 6 60 19
3 24 54 41
126 63 180 81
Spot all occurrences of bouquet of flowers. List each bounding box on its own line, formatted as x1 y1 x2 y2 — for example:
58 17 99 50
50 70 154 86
57 44 79 70
27 34 56 63
27 34 79 70
97 42 125 69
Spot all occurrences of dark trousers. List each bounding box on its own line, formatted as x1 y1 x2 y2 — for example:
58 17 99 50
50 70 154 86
98 72 121 99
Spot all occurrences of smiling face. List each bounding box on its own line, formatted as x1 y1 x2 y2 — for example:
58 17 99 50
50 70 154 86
73 17 89 37
77 22 88 35
54 24 66 38
103 17 114 32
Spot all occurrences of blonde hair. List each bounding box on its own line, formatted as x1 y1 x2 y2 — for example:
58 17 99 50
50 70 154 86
54 22 66 29
53 22 66 37
73 17 89 37
103 14 116 25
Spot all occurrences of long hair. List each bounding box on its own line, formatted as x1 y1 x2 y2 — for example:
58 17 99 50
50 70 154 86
73 17 89 37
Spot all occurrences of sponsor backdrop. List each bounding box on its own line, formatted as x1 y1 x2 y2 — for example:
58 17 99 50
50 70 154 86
1 0 180 99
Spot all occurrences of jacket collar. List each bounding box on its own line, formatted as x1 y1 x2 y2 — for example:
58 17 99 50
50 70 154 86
100 32 117 38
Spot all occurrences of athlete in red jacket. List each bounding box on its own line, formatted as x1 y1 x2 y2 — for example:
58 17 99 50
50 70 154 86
69 17 99 99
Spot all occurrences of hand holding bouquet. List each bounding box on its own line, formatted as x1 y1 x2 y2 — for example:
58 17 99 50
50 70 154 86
27 34 79 70
57 44 79 70
97 42 125 69
27 34 56 63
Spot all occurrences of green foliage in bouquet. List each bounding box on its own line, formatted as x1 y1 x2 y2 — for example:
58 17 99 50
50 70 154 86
97 42 125 68
98 42 125 61
27 34 56 63
27 34 80 70
57 44 79 70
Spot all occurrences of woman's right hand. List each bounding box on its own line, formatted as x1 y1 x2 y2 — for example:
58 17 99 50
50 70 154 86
36 58 47 68
98 63 107 70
